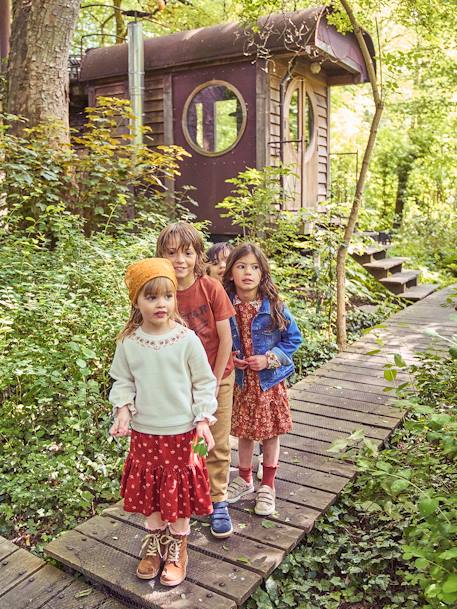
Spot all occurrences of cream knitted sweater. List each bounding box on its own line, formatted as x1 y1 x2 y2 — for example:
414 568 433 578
109 324 217 435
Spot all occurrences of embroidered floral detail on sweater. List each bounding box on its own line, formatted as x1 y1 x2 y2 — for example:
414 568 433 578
132 327 188 350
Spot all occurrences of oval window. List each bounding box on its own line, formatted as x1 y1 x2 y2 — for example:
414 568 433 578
183 82 247 156
287 83 315 155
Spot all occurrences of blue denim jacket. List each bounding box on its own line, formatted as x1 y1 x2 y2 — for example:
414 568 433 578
230 296 303 391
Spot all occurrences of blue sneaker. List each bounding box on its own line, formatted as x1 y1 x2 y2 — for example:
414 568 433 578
210 501 233 538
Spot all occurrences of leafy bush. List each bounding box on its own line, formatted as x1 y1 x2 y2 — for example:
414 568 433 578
0 98 190 238
0 222 160 550
217 165 398 345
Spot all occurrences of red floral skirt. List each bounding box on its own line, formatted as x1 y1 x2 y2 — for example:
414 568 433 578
120 429 213 522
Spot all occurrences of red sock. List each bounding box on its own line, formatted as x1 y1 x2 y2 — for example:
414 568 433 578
239 466 252 484
262 465 277 489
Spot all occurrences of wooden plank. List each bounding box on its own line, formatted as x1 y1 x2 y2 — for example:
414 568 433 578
75 516 260 605
288 419 385 443
232 497 319 532
0 564 71 609
290 412 393 440
102 507 284 578
274 462 347 494
289 386 394 410
143 90 165 102
331 351 417 367
144 99 163 113
299 377 395 397
319 355 407 371
42 579 128 609
345 343 448 357
290 399 398 428
0 548 44 597
45 529 236 609
213 508 303 551
279 432 333 456
291 390 404 421
0 537 19 561
228 471 336 512
314 368 406 388
280 431 382 458
231 447 355 479
321 361 403 377
143 110 164 123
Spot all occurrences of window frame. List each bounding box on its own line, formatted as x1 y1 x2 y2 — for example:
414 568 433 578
181 80 248 157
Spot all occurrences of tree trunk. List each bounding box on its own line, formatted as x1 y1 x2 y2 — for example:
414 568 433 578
113 0 126 44
7 0 81 142
393 162 411 229
0 0 11 68
335 0 384 351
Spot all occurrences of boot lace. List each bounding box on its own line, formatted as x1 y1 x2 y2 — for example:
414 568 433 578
165 535 183 564
140 532 171 559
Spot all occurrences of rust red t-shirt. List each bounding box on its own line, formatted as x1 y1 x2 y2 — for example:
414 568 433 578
177 275 235 379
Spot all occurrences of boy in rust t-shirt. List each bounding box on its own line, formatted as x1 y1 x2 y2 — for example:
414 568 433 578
157 222 235 538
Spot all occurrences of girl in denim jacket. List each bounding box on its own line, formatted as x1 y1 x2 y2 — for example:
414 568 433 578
223 243 302 515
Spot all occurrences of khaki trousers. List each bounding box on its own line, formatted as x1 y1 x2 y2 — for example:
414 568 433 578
206 371 234 503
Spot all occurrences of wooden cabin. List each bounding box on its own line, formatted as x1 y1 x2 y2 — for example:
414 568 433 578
71 6 375 235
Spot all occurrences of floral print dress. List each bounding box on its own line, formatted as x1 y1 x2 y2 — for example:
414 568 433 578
231 299 292 441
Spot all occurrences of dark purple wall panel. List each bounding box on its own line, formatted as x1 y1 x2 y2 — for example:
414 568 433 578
173 62 257 235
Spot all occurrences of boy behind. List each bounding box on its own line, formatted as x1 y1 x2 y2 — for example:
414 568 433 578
157 222 235 538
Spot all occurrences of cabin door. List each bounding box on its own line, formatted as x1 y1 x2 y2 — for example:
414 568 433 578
282 78 317 211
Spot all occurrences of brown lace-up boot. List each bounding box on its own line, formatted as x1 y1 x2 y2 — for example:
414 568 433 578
159 532 188 586
136 529 169 579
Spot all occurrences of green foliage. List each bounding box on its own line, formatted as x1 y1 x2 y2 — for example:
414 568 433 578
0 98 190 238
0 224 160 550
245 346 457 609
217 165 397 350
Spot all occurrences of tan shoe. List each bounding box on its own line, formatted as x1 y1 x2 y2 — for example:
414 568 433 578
254 484 276 516
227 476 255 503
136 529 168 580
160 532 188 587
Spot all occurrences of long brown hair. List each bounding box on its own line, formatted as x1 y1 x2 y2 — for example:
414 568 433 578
156 222 207 277
118 276 184 341
223 242 288 331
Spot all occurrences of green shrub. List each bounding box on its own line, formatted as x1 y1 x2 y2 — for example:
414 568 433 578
1 98 190 238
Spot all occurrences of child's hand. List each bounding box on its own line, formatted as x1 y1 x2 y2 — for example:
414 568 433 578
110 405 132 437
195 421 215 453
245 355 268 371
233 351 248 369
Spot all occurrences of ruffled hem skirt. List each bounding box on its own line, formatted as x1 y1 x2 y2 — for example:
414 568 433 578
120 429 213 522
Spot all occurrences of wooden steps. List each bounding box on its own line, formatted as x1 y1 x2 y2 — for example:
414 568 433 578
1 286 453 609
0 535 128 609
351 236 439 301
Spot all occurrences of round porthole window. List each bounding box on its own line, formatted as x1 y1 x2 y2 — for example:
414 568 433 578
182 81 247 156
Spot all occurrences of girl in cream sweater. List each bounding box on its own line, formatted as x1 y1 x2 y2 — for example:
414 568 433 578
109 258 217 587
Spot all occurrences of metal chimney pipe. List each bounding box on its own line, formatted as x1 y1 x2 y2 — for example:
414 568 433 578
127 20 144 147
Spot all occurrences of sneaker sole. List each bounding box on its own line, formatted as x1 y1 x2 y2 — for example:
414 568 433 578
210 525 234 539
254 504 275 516
226 486 255 504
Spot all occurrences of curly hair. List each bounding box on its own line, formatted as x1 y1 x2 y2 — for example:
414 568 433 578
223 242 288 331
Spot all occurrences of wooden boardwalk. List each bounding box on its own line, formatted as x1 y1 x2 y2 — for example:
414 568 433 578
2 286 455 609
